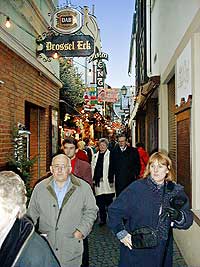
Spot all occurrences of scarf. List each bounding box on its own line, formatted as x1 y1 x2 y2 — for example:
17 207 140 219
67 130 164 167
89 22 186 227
93 152 105 187
0 217 34 267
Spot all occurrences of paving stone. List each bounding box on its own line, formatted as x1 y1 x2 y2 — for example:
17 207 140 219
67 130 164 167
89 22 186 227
88 223 188 267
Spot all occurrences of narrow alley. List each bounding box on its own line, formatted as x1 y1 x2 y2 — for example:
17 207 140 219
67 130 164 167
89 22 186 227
88 223 188 267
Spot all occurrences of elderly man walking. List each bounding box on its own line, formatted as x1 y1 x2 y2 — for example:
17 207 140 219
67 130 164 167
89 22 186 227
27 154 98 267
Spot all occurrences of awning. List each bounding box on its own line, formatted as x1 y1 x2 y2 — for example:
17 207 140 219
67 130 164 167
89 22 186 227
128 76 160 126
137 75 160 108
59 99 81 116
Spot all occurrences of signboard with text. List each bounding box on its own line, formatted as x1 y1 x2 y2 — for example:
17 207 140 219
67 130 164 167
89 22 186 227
96 60 106 88
51 7 82 34
36 34 94 58
97 88 119 103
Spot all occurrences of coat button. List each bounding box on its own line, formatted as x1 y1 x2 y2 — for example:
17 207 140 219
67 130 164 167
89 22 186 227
53 204 56 207
56 248 58 251
55 227 58 231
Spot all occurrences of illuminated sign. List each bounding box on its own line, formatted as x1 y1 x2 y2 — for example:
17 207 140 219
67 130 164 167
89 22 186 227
51 7 82 34
36 34 94 58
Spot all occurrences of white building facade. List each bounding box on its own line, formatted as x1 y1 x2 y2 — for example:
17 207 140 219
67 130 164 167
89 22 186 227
148 1 200 265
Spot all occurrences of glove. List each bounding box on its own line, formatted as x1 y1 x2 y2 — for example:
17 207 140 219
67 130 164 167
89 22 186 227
169 195 187 210
165 207 182 222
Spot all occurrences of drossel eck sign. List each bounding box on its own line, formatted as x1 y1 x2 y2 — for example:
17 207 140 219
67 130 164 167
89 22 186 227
36 34 94 58
51 7 82 34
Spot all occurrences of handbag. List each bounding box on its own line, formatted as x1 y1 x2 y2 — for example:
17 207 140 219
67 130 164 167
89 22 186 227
131 226 158 249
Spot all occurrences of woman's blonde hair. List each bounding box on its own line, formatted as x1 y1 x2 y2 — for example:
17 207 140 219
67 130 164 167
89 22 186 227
143 152 175 182
77 140 85 150
0 171 27 218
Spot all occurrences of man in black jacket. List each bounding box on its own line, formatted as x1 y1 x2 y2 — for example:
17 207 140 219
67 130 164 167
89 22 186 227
110 135 140 196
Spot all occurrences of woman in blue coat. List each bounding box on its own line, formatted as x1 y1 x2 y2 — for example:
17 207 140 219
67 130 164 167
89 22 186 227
108 152 193 267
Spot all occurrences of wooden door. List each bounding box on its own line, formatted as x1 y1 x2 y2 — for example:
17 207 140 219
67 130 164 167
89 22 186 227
175 102 192 205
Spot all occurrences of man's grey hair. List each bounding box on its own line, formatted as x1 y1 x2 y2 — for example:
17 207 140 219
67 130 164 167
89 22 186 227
0 171 27 218
99 138 109 146
51 153 71 167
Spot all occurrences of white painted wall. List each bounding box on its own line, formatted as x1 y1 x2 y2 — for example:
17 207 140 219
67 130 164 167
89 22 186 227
149 0 200 77
174 222 200 267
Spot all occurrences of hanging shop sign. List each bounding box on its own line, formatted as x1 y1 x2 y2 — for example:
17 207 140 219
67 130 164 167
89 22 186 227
36 34 94 58
51 7 82 34
97 88 119 103
96 59 106 88
89 52 109 62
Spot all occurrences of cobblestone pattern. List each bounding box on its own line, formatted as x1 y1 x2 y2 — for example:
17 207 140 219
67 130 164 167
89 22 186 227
88 224 188 267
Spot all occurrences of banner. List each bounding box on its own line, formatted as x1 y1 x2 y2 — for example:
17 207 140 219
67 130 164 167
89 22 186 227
98 88 119 103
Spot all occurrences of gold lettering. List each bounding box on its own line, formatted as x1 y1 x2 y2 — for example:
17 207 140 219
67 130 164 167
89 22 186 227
64 44 69 50
59 44 64 50
55 44 60 50
46 42 52 50
77 41 84 50
46 40 91 52
77 41 92 50
85 41 91 49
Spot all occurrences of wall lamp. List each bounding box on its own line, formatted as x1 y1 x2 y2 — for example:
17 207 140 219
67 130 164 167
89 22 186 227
0 11 35 37
0 11 11 28
5 17 11 28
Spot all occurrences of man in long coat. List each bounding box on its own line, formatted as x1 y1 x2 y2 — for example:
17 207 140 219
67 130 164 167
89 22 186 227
110 135 140 196
27 154 98 267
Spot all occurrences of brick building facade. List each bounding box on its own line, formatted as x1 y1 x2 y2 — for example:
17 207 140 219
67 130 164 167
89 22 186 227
0 41 61 185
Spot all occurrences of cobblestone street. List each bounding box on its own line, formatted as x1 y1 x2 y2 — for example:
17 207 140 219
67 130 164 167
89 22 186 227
88 223 188 267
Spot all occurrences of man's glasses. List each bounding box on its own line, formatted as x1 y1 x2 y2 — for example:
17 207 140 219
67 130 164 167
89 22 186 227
52 164 71 171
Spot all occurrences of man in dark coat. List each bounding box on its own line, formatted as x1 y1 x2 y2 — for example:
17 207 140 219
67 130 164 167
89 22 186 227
110 135 140 196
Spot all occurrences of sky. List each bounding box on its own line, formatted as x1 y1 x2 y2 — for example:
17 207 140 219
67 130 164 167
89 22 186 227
59 0 135 88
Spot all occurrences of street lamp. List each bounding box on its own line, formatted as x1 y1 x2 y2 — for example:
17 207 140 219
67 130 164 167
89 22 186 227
121 85 127 96
121 85 129 110
120 86 130 138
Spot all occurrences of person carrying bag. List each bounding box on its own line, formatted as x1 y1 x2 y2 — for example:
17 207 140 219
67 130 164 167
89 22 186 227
108 152 193 267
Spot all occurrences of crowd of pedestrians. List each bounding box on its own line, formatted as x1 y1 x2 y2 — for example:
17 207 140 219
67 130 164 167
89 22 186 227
0 134 193 267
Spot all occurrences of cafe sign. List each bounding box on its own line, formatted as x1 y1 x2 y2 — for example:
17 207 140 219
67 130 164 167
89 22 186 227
89 52 109 62
36 34 94 58
51 7 82 34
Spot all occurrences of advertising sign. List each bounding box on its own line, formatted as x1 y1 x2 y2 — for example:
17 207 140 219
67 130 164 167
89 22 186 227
51 7 82 34
98 88 119 103
89 52 109 62
36 34 94 58
96 60 106 88
176 40 192 106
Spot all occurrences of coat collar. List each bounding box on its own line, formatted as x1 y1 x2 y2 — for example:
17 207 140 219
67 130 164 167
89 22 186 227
46 174 81 200
46 173 81 188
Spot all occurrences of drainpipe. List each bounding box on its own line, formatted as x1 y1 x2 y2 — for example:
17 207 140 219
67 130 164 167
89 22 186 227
150 0 152 73
146 0 152 74
37 109 40 179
